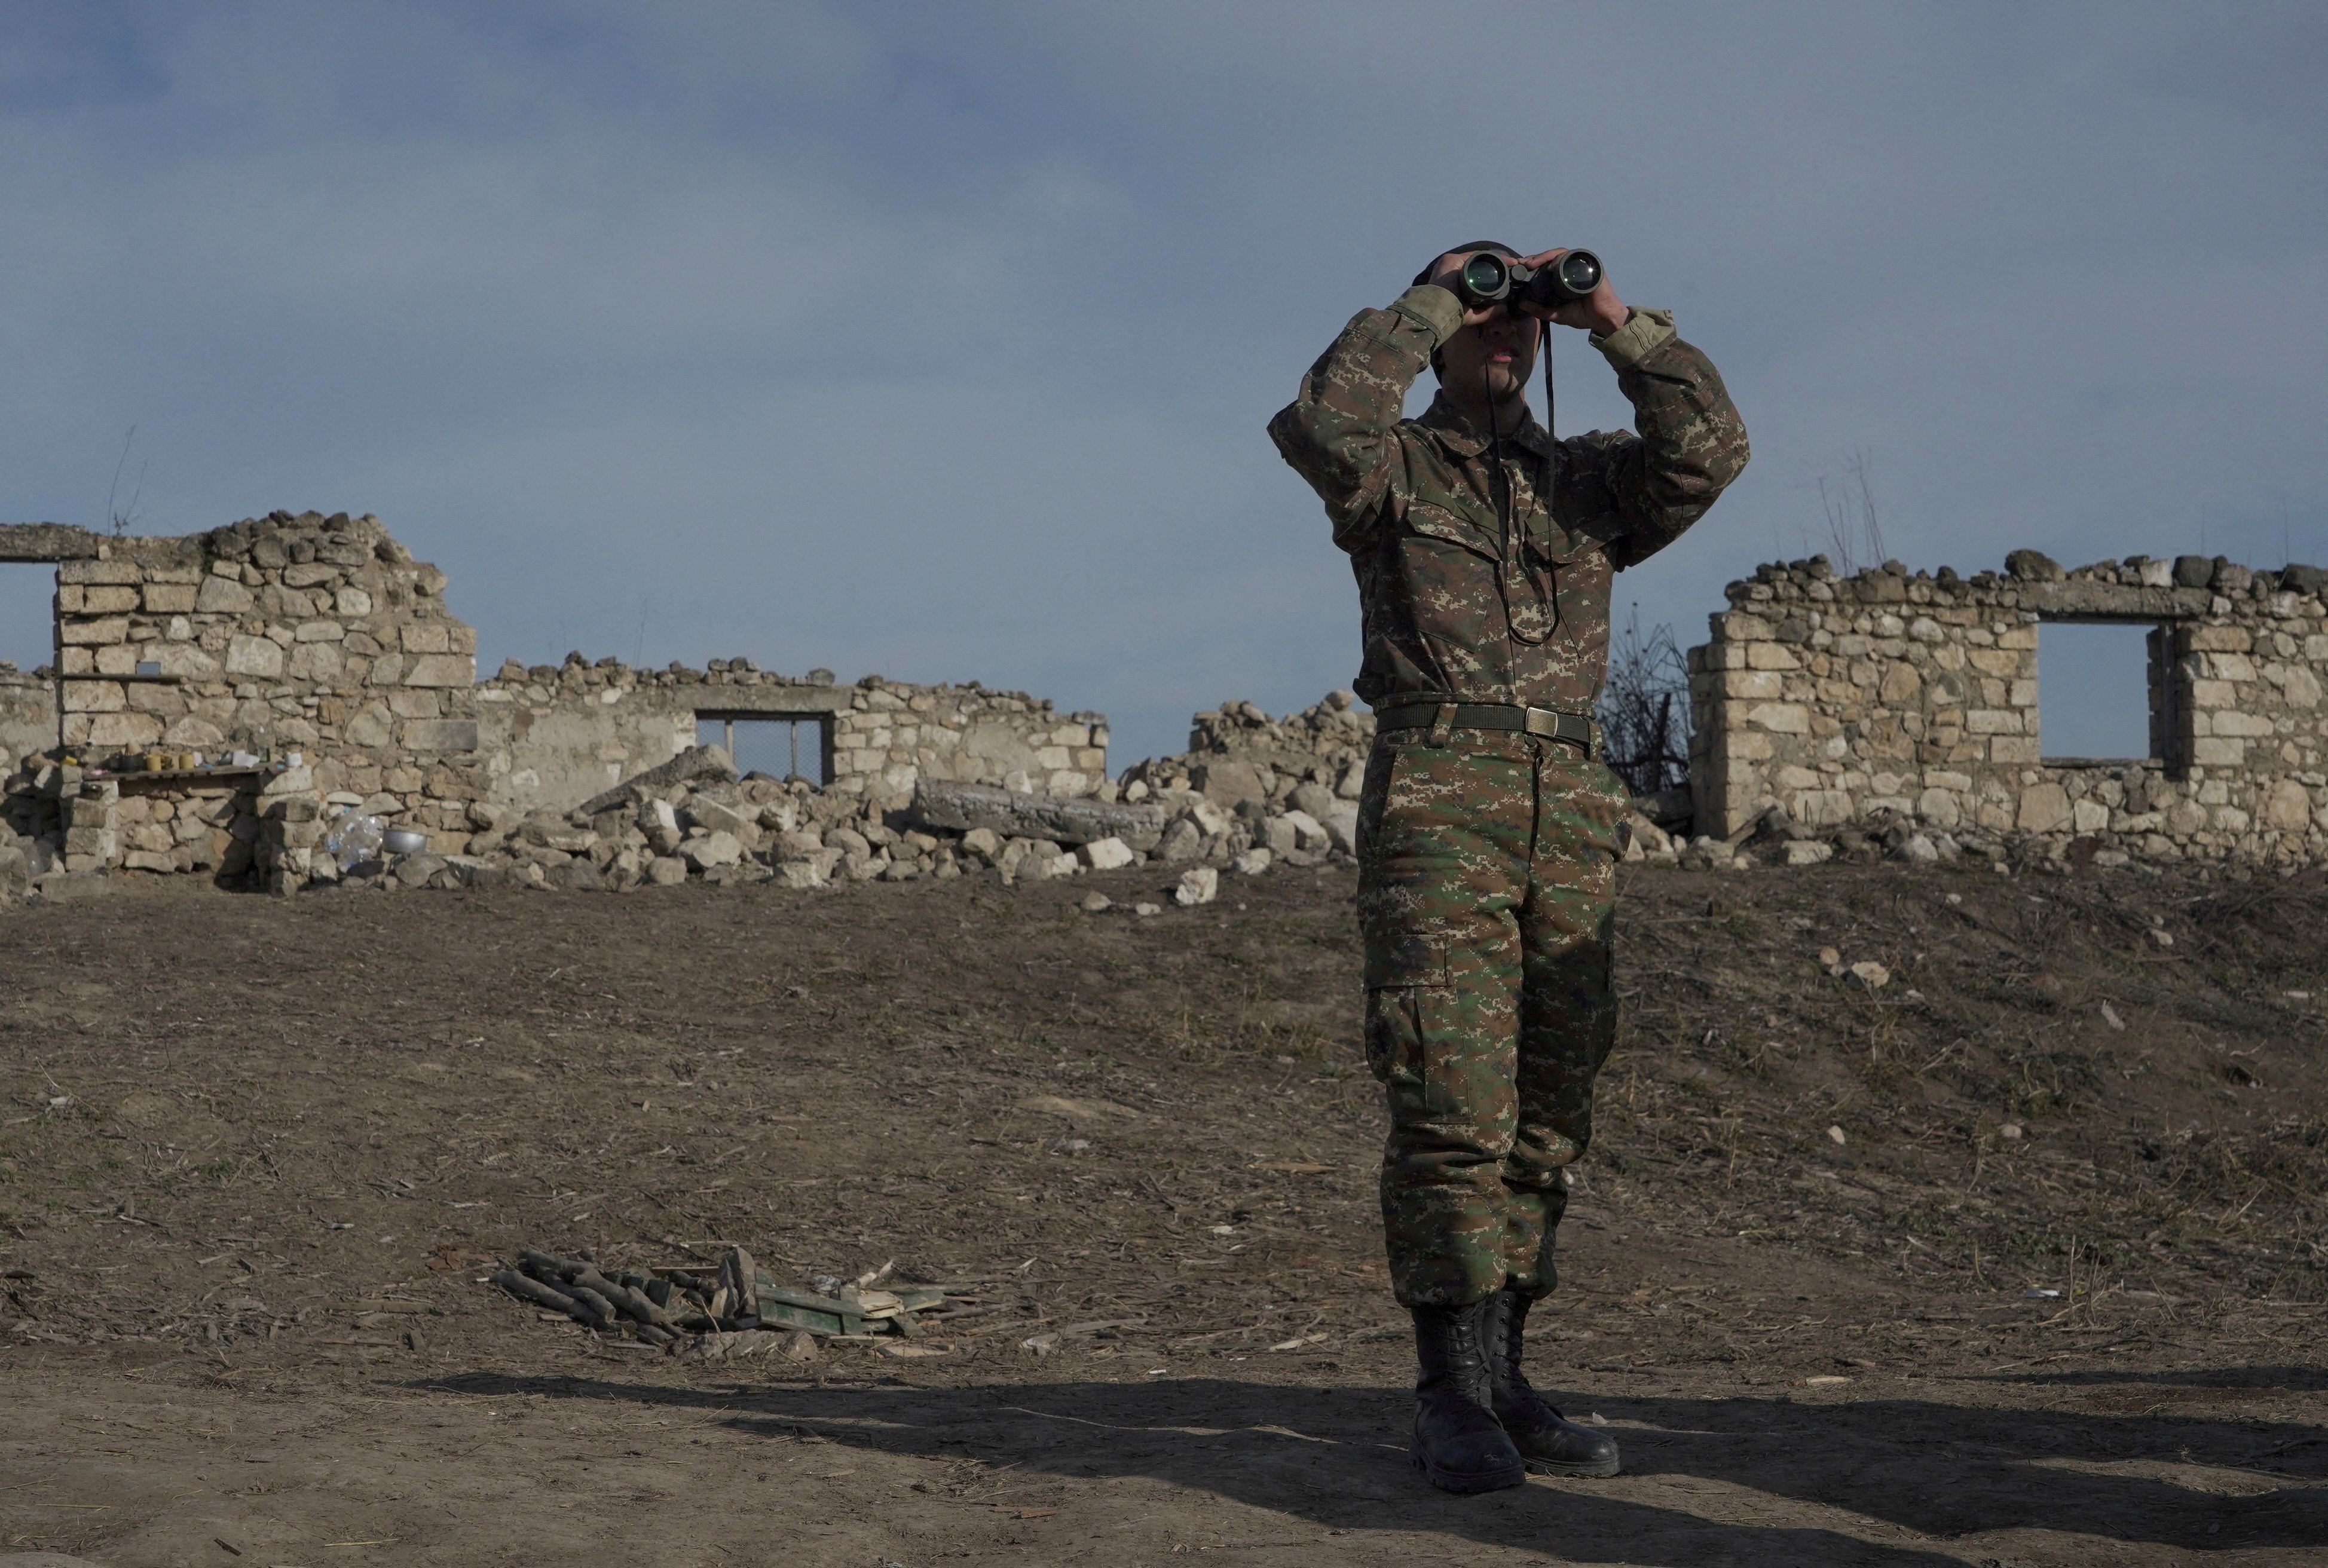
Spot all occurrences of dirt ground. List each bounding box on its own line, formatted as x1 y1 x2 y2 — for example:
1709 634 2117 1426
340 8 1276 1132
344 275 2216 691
1 855 2323 1567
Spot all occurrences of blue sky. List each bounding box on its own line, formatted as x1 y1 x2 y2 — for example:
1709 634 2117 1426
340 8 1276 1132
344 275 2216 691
1 2 2321 766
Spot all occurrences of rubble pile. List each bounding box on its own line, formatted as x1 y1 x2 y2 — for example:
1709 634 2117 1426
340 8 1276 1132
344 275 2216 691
308 727 1360 899
1118 691 1373 810
491 1245 974 1361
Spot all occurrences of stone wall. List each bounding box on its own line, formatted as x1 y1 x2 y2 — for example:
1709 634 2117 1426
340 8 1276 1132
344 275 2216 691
1688 550 2328 868
475 658 1109 816
0 668 54 775
0 511 1109 891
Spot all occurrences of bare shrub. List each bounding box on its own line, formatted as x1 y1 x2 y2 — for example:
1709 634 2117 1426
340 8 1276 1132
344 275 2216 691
1598 607 1690 799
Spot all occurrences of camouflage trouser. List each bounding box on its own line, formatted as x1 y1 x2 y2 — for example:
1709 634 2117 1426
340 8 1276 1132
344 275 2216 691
1356 726 1626 1308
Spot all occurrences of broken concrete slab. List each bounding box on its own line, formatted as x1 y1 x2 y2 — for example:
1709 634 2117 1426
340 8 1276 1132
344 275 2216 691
910 778 1165 851
578 743 737 817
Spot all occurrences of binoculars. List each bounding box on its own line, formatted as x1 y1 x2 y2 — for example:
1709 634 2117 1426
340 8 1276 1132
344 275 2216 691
1452 249 1604 313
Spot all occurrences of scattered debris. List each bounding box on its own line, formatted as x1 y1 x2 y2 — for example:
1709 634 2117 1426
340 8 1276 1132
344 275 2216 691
490 1244 965 1355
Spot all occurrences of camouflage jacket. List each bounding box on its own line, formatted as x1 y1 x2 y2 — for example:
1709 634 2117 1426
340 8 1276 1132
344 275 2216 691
1267 283 1749 716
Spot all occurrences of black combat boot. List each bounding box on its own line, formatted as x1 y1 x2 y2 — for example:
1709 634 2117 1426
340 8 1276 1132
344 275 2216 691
1482 1288 1621 1476
1408 1300 1526 1493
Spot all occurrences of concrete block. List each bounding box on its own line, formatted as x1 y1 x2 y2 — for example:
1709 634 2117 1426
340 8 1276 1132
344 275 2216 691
61 681 124 713
1721 670 1784 700
2262 778 2312 831
403 654 474 687
194 575 255 613
59 615 129 646
1915 787 1962 828
63 825 117 858
1077 836 1135 871
86 712 163 748
401 719 481 753
287 643 342 682
1743 703 1809 734
59 558 141 584
2017 783 2072 834
225 634 285 678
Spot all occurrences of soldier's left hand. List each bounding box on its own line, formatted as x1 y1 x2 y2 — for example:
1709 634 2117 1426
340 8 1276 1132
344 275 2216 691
1513 249 1628 336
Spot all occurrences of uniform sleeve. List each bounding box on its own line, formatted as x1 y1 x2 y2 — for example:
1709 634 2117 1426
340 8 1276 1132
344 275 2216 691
1267 284 1463 549
1568 308 1751 569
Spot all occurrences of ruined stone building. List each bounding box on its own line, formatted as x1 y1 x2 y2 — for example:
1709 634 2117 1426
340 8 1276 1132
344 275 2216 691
1688 550 2328 867
0 512 1106 886
10 507 2327 893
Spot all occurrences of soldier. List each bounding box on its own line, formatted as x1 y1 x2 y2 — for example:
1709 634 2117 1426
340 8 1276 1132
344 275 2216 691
1267 243 1748 1492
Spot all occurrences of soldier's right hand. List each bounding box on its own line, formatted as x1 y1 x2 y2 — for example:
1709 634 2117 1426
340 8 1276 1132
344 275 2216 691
1424 252 1512 329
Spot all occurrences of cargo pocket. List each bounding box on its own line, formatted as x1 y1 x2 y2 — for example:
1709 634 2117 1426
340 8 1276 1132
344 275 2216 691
1362 932 1449 1085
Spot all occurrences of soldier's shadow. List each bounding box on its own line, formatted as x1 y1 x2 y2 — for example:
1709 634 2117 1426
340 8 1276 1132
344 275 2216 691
419 1368 2328 1562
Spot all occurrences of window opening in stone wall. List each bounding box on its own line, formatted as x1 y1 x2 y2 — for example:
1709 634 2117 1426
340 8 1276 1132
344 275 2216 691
696 713 832 785
2038 621 2161 762
0 565 53 675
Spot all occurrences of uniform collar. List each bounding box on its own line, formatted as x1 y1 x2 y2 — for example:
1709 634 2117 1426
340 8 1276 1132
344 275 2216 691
1415 390 1552 460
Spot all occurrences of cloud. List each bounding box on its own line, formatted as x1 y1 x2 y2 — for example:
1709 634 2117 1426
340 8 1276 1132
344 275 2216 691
0 1 2320 765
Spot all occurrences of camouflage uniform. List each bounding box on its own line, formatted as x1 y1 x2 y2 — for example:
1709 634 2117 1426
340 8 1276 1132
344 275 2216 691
1268 281 1748 1307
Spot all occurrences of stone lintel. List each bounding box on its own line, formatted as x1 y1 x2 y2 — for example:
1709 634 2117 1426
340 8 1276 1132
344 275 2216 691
685 685 854 717
2015 581 2213 621
0 523 102 562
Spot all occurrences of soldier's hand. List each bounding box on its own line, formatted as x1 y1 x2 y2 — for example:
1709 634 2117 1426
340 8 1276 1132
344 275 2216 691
1425 251 1515 329
1513 248 1629 336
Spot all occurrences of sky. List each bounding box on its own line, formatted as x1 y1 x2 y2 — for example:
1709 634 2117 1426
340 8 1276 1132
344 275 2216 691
1 1 2321 768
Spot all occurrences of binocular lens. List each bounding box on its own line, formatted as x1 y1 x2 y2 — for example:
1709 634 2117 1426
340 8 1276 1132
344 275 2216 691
1458 253 1512 300
1553 251 1602 295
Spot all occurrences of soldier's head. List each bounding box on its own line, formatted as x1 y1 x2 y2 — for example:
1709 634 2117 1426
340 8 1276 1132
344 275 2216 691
1417 242 1543 414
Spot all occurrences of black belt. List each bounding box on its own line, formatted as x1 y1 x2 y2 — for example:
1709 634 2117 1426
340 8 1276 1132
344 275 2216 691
1372 702 1595 751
